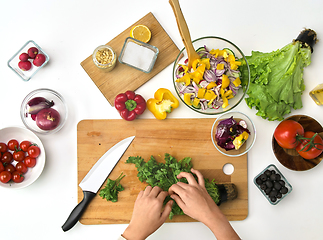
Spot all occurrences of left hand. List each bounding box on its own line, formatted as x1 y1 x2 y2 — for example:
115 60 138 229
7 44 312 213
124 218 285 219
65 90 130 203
122 186 173 240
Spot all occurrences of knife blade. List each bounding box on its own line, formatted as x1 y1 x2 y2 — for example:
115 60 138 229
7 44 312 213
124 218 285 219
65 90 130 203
62 135 135 232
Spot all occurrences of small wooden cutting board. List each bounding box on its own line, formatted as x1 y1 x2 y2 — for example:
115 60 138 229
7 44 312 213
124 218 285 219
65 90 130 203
77 119 248 225
80 12 180 106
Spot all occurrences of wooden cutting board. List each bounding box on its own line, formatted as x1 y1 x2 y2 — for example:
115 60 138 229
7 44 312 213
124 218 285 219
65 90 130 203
77 119 248 225
80 12 180 106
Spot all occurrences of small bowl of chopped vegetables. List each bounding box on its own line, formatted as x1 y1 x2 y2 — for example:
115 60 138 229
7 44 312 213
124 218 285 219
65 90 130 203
173 36 250 115
211 111 256 157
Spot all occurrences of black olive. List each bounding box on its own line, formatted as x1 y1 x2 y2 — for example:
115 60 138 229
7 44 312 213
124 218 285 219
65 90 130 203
276 192 282 199
256 177 263 185
265 180 273 188
279 180 285 186
271 170 276 175
274 182 282 190
280 187 288 194
269 190 278 197
264 170 271 176
270 174 277 181
265 188 271 195
275 174 281 181
260 174 267 181
260 184 267 190
270 196 277 202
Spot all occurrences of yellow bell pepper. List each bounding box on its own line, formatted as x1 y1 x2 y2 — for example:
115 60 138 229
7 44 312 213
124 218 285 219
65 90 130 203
221 75 230 89
197 88 206 99
147 88 179 120
232 77 241 87
233 131 249 150
177 74 191 86
183 93 194 106
206 81 217 90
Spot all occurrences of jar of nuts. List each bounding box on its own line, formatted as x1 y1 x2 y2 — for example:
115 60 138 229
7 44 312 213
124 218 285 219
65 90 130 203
92 45 116 71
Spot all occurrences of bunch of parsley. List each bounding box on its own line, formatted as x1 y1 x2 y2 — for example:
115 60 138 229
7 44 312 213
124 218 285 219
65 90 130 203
99 172 125 202
126 153 220 219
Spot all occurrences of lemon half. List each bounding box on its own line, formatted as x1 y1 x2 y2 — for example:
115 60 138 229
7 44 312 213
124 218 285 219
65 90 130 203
130 25 151 43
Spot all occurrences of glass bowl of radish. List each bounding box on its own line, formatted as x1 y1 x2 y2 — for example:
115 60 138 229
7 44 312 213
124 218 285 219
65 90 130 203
211 111 256 157
172 36 250 115
20 89 68 134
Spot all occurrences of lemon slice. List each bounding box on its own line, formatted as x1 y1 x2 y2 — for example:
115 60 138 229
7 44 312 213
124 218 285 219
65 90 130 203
130 25 151 43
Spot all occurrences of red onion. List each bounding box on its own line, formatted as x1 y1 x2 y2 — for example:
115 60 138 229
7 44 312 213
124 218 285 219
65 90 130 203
27 97 54 115
35 108 60 130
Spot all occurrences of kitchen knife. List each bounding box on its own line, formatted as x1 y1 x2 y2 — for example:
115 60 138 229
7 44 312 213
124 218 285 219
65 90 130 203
62 135 135 232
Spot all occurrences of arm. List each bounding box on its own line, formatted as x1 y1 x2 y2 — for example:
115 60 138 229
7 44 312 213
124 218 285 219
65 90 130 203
168 168 240 240
122 186 173 240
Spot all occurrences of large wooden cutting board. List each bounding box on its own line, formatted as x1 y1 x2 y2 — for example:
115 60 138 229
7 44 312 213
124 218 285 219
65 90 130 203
77 119 248 225
80 12 180 106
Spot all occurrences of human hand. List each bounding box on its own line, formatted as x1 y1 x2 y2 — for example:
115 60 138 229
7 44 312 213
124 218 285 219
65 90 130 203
122 186 173 240
168 168 219 224
168 168 240 240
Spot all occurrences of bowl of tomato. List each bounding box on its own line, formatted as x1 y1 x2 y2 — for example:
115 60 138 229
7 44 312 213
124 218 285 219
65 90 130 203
0 126 45 189
272 115 323 171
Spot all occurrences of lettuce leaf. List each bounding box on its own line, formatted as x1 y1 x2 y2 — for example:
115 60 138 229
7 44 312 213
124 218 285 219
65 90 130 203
240 41 312 121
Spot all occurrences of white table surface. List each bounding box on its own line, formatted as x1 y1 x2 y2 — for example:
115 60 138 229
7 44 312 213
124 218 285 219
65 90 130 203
1 0 323 239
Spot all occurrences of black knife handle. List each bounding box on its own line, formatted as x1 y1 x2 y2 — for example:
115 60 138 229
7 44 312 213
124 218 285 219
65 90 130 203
62 191 96 232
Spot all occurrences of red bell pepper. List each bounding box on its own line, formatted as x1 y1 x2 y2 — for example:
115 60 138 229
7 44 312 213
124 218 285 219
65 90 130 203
114 91 146 121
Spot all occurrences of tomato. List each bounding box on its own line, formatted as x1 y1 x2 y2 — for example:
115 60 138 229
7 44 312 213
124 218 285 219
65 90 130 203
274 120 304 149
0 171 11 183
0 162 4 172
12 171 24 183
16 162 28 174
0 142 7 153
13 150 25 162
296 131 323 159
20 141 31 152
5 164 16 173
24 156 36 168
8 139 19 151
27 145 40 158
1 152 13 164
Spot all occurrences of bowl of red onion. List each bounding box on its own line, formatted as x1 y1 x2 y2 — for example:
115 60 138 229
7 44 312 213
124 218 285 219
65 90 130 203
211 111 256 157
20 88 68 134
173 36 250 115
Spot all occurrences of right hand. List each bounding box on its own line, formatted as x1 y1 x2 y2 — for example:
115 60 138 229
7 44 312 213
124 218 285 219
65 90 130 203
168 168 219 224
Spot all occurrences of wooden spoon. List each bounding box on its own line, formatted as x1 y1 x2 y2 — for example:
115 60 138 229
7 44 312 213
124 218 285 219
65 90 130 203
169 0 200 70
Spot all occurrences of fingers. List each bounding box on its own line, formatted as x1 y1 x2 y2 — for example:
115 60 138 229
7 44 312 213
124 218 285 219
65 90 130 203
161 200 173 221
177 171 198 185
191 168 205 187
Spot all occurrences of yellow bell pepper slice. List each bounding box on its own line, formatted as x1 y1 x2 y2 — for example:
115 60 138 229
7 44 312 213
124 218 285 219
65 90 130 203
216 63 224 70
176 74 191 86
147 88 179 120
204 90 216 101
197 88 206 99
233 131 249 150
192 98 200 108
221 75 230 89
183 93 193 106
232 77 241 87
206 82 217 90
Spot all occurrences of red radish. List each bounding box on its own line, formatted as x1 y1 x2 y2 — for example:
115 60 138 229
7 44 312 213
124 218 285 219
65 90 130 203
19 53 29 61
36 108 61 130
28 47 38 59
18 61 32 71
33 54 46 67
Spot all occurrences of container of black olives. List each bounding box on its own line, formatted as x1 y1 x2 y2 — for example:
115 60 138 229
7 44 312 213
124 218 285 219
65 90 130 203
254 164 292 205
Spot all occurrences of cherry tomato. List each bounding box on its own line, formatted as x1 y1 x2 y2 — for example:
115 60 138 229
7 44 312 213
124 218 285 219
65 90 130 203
5 164 16 173
0 171 11 183
20 141 31 152
296 131 323 159
274 120 304 149
27 145 40 158
0 162 4 172
16 162 28 174
12 171 24 183
8 139 19 151
13 150 25 162
0 142 7 153
24 156 36 168
1 152 13 164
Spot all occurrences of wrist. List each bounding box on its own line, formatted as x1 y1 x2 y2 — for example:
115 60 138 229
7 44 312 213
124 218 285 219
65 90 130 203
122 225 146 240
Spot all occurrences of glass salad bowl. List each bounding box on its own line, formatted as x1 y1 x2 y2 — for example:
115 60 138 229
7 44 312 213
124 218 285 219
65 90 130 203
211 111 256 157
173 36 250 115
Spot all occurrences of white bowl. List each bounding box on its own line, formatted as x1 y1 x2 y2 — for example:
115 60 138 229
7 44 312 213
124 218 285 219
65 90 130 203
211 111 256 157
0 126 46 189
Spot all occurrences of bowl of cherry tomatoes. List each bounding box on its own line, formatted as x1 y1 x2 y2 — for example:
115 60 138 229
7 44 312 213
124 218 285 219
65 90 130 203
0 126 45 189
272 115 323 171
